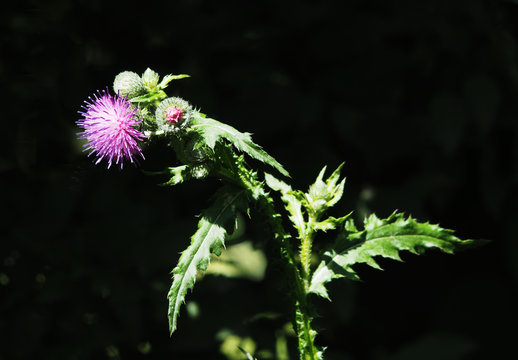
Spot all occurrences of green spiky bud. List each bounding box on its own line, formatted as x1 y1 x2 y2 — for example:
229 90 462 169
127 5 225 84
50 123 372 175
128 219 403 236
142 68 160 91
155 97 193 133
189 163 211 179
113 71 145 99
306 164 346 216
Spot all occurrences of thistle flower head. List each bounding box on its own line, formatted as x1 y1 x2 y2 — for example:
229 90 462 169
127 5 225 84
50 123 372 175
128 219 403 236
113 71 145 99
156 97 192 134
165 106 184 124
77 90 146 169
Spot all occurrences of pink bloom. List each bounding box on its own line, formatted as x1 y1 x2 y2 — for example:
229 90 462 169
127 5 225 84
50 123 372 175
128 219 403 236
77 90 145 169
165 106 184 124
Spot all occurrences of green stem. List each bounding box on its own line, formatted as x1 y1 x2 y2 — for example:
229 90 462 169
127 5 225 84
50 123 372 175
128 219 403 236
257 197 319 359
296 216 320 360
295 305 317 360
217 156 320 360
300 227 315 291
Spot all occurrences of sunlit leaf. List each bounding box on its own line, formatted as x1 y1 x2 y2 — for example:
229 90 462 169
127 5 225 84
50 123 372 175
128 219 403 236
309 212 483 299
190 115 289 177
265 173 306 237
168 186 249 334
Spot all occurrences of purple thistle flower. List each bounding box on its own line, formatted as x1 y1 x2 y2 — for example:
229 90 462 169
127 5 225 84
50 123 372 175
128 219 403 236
77 89 146 169
165 105 184 124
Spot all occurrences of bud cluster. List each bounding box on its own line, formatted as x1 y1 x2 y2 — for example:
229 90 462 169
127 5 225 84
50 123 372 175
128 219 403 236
78 68 196 169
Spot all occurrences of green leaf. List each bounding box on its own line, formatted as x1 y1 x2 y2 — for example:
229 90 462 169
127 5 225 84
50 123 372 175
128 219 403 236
162 165 191 186
168 186 249 334
265 173 306 238
306 163 345 217
309 212 481 300
130 90 167 104
141 166 193 186
158 74 190 90
190 115 290 177
312 214 352 232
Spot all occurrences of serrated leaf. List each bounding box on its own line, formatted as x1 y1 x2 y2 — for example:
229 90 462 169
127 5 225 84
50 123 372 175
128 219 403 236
168 186 248 334
162 165 191 186
309 212 481 299
129 93 155 103
312 214 352 232
344 218 358 233
130 91 167 104
265 173 306 238
190 115 289 177
159 74 190 90
264 172 292 194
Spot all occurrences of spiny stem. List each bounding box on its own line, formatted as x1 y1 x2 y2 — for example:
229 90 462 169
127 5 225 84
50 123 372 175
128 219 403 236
224 160 320 360
297 218 319 360
300 227 315 291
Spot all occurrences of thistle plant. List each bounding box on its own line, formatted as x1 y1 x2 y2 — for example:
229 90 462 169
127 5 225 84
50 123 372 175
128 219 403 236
77 69 484 360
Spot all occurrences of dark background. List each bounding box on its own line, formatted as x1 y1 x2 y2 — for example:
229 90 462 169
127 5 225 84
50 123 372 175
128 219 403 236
2 0 517 359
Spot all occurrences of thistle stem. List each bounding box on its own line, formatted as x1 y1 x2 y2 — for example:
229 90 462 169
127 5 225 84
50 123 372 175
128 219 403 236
296 219 319 360
224 162 320 360
300 227 315 292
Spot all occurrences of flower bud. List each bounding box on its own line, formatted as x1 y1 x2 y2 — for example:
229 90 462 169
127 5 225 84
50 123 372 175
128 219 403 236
113 71 145 99
141 68 160 91
190 163 211 179
155 97 192 133
306 165 345 216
